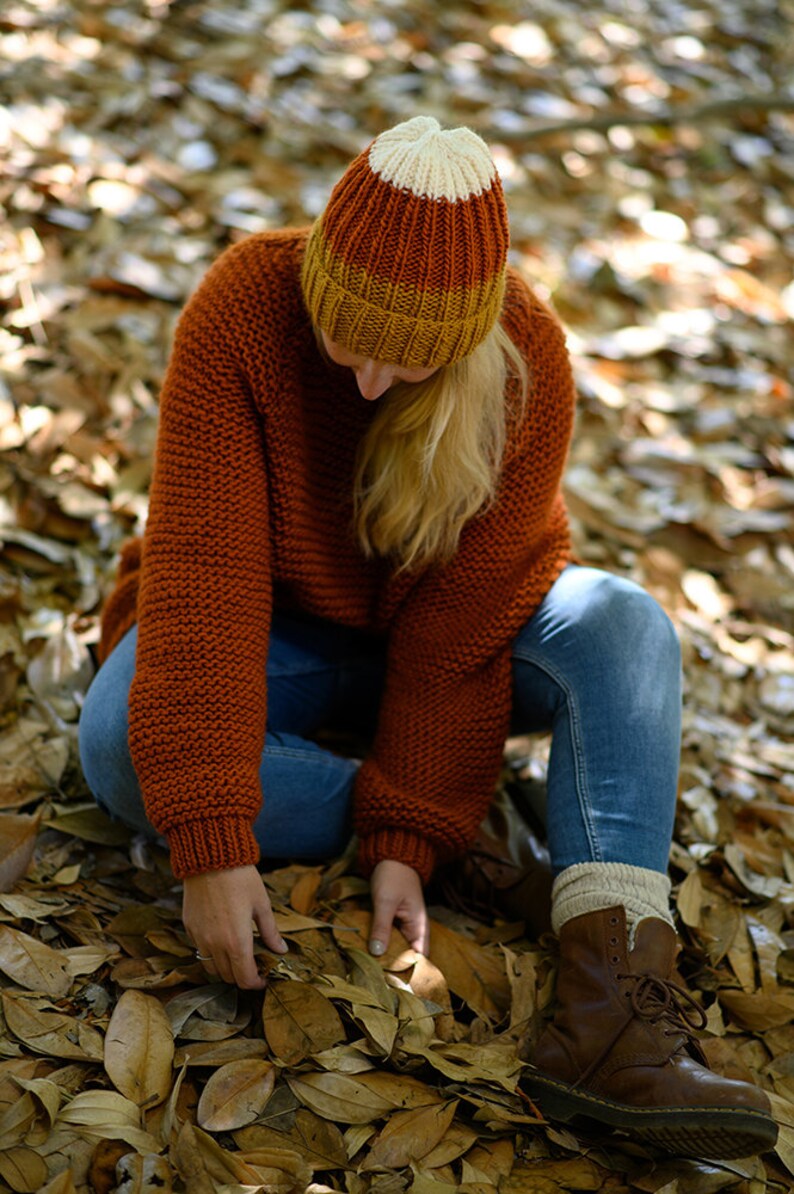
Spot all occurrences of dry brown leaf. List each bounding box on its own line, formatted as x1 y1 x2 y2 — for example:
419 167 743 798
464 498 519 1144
196 1059 276 1132
88 1136 135 1194
0 923 72 998
289 868 323 915
427 920 510 1021
114 1152 173 1192
344 1000 398 1058
420 1122 479 1168
173 1038 269 1068
173 1120 261 1186
37 1170 79 1194
719 988 794 1032
235 1106 348 1172
346 947 398 1010
104 989 175 1107
503 1154 603 1190
287 1071 395 1124
12 1075 62 1129
362 1099 458 1170
465 1138 515 1182
263 978 346 1065
0 812 40 893
287 1067 443 1125
0 1146 49 1192
394 987 436 1051
0 1090 37 1148
405 1040 521 1093
169 1121 216 1194
1 993 104 1061
235 1145 312 1192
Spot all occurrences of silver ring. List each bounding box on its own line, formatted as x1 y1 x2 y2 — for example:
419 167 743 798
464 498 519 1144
195 951 213 962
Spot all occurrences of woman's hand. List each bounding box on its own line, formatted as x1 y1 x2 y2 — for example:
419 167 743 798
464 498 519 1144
369 859 429 957
183 865 287 989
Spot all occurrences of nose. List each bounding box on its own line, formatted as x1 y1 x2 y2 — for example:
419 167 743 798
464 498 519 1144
355 360 394 401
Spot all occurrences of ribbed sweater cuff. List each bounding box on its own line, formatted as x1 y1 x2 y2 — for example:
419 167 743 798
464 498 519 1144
166 816 260 879
357 830 438 885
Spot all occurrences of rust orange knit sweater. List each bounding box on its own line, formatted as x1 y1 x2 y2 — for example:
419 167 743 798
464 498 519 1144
98 229 575 881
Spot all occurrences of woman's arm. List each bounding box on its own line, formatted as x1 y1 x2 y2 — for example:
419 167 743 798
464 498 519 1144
129 245 273 877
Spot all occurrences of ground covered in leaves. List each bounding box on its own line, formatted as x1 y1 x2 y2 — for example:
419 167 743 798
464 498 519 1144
1 0 794 1191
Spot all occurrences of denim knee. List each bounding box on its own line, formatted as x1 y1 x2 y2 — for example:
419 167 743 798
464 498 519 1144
78 668 135 816
588 574 680 662
575 575 682 710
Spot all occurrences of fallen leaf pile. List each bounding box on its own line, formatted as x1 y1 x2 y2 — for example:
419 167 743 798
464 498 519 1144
1 0 793 1190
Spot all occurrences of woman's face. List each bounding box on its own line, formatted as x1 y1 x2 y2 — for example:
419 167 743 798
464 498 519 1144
320 330 440 402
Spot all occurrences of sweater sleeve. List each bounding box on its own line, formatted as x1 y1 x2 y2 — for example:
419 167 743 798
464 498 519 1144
354 295 576 883
128 248 272 878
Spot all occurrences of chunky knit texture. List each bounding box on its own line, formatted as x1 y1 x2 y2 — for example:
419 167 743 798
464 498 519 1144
97 229 575 881
551 862 675 942
300 116 508 368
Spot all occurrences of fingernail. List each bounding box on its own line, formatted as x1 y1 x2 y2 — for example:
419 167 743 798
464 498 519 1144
277 939 288 953
369 939 385 957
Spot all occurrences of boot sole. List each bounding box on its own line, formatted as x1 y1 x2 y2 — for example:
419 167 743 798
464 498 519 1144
521 1071 779 1160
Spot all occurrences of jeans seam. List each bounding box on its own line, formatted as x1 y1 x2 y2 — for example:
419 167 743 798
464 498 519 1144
511 643 603 862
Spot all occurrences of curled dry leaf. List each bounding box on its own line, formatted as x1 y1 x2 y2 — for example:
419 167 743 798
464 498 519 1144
173 1120 261 1186
104 989 175 1108
1 993 104 1062
427 920 511 1022
0 1090 37 1148
37 1170 79 1194
0 923 72 999
234 1146 312 1192
196 1059 276 1132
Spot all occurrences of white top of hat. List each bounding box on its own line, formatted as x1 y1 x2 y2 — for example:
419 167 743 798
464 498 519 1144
368 115 496 202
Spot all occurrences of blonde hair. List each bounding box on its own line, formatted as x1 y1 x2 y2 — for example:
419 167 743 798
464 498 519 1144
351 321 528 572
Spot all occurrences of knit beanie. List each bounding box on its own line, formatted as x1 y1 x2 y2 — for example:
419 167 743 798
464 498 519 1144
300 115 509 369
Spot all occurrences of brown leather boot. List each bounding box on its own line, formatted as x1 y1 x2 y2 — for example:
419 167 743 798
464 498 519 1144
520 906 777 1159
434 783 553 936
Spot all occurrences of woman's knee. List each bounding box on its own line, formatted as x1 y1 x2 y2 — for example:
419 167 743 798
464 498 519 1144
78 632 138 806
566 571 680 666
78 681 129 796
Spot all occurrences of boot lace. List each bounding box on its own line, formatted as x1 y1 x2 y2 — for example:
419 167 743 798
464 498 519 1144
623 972 707 1037
574 973 707 1089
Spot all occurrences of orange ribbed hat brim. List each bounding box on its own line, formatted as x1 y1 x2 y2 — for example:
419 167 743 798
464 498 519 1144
301 149 508 367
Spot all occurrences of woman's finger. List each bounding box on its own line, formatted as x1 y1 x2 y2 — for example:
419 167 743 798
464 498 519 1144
399 906 429 955
369 891 399 956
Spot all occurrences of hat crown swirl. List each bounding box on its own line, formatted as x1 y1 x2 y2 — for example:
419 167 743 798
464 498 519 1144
368 115 496 202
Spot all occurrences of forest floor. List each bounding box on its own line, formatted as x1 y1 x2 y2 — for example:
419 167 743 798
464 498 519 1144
1 0 794 1191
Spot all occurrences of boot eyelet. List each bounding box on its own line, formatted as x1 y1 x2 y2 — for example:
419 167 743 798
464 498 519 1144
609 916 619 926
611 955 620 964
609 937 618 946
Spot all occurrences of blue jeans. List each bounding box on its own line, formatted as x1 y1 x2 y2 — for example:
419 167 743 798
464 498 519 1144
78 567 682 875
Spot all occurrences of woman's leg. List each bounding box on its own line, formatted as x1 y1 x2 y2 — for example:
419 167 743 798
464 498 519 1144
511 564 681 876
78 615 385 859
511 566 775 1158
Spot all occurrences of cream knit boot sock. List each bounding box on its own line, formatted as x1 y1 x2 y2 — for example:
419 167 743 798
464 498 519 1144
551 862 674 946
